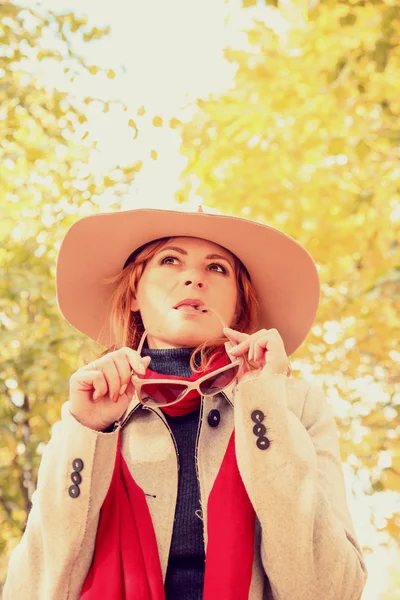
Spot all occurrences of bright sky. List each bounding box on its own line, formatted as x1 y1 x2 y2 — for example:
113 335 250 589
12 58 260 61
21 1 400 597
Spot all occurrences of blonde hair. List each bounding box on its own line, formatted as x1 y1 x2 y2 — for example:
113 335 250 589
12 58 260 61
97 236 261 372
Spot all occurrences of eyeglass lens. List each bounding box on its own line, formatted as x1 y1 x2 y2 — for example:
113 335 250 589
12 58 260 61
199 365 239 395
140 365 239 406
140 382 188 405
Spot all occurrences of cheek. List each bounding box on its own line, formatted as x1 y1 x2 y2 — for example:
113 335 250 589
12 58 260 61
218 282 238 320
137 272 172 313
134 275 152 314
230 284 241 321
136 271 158 300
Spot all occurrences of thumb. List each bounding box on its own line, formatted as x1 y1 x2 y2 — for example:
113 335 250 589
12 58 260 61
223 327 249 344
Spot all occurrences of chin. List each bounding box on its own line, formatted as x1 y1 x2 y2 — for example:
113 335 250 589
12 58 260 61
166 327 215 348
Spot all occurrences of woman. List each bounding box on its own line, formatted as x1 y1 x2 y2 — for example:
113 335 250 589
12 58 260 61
4 205 368 600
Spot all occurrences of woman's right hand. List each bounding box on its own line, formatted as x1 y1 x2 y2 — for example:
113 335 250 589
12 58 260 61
69 347 151 432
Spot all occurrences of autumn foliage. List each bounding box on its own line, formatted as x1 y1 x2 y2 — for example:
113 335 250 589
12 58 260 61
0 0 399 593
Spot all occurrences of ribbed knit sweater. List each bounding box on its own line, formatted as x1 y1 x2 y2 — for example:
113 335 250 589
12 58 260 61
141 346 204 600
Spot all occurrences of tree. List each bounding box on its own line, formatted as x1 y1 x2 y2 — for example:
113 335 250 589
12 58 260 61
177 0 400 544
383 549 400 599
0 1 142 587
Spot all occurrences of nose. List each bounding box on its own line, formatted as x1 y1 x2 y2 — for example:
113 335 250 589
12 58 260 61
184 278 203 289
183 268 205 289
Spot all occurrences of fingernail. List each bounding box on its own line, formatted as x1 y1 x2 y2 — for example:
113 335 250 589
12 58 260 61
138 364 146 375
93 391 100 401
229 345 239 353
119 384 127 395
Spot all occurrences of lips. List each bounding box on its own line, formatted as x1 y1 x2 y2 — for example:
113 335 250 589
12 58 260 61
173 298 206 311
176 305 203 314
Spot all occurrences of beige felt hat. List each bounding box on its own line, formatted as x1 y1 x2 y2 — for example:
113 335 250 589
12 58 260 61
56 205 320 356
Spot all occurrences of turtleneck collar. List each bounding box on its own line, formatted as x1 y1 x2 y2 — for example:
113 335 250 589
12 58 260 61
141 346 196 379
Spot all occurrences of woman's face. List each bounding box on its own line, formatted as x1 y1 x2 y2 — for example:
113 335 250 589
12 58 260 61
131 236 238 349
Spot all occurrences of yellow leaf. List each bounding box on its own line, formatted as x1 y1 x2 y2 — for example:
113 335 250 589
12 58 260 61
107 69 116 79
25 148 46 161
169 118 181 129
121 161 143 174
381 469 400 492
355 140 370 161
88 65 98 75
137 106 146 116
103 176 116 187
152 116 163 127
150 150 158 160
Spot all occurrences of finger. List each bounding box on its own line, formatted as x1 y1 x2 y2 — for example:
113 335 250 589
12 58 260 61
222 327 249 343
113 354 137 399
142 355 151 368
248 339 255 362
73 369 108 400
91 372 108 401
225 338 238 353
97 360 122 403
121 347 151 376
237 358 252 378
253 338 268 363
227 337 251 355
122 379 136 400
249 339 260 362
255 342 266 363
224 341 236 356
113 353 135 390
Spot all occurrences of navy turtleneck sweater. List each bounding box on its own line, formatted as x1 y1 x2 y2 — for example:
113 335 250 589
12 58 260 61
141 346 204 600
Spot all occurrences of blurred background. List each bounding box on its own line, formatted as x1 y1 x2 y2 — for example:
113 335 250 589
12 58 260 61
0 0 399 597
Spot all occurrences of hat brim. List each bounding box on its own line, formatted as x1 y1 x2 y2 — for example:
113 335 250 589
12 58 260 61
56 208 319 356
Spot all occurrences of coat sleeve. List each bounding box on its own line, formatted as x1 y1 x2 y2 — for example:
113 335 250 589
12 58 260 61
233 373 368 600
3 401 120 600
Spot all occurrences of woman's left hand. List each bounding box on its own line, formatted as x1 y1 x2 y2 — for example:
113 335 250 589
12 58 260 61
223 327 289 378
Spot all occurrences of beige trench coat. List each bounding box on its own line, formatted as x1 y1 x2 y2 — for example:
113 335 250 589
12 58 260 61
4 372 368 599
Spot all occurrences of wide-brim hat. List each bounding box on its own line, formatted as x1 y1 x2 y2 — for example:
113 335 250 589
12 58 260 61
56 206 320 356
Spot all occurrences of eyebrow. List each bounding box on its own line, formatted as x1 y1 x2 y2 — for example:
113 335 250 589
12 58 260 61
158 246 234 270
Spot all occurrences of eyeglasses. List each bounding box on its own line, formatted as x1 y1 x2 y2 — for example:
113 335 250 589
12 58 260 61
131 307 247 409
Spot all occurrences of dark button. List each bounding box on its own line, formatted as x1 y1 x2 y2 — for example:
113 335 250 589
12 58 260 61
256 436 270 450
207 409 221 427
253 423 267 437
251 410 265 423
71 471 82 485
68 484 80 498
72 458 84 472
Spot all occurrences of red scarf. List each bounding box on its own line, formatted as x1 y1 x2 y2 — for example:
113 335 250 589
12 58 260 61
81 349 255 599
